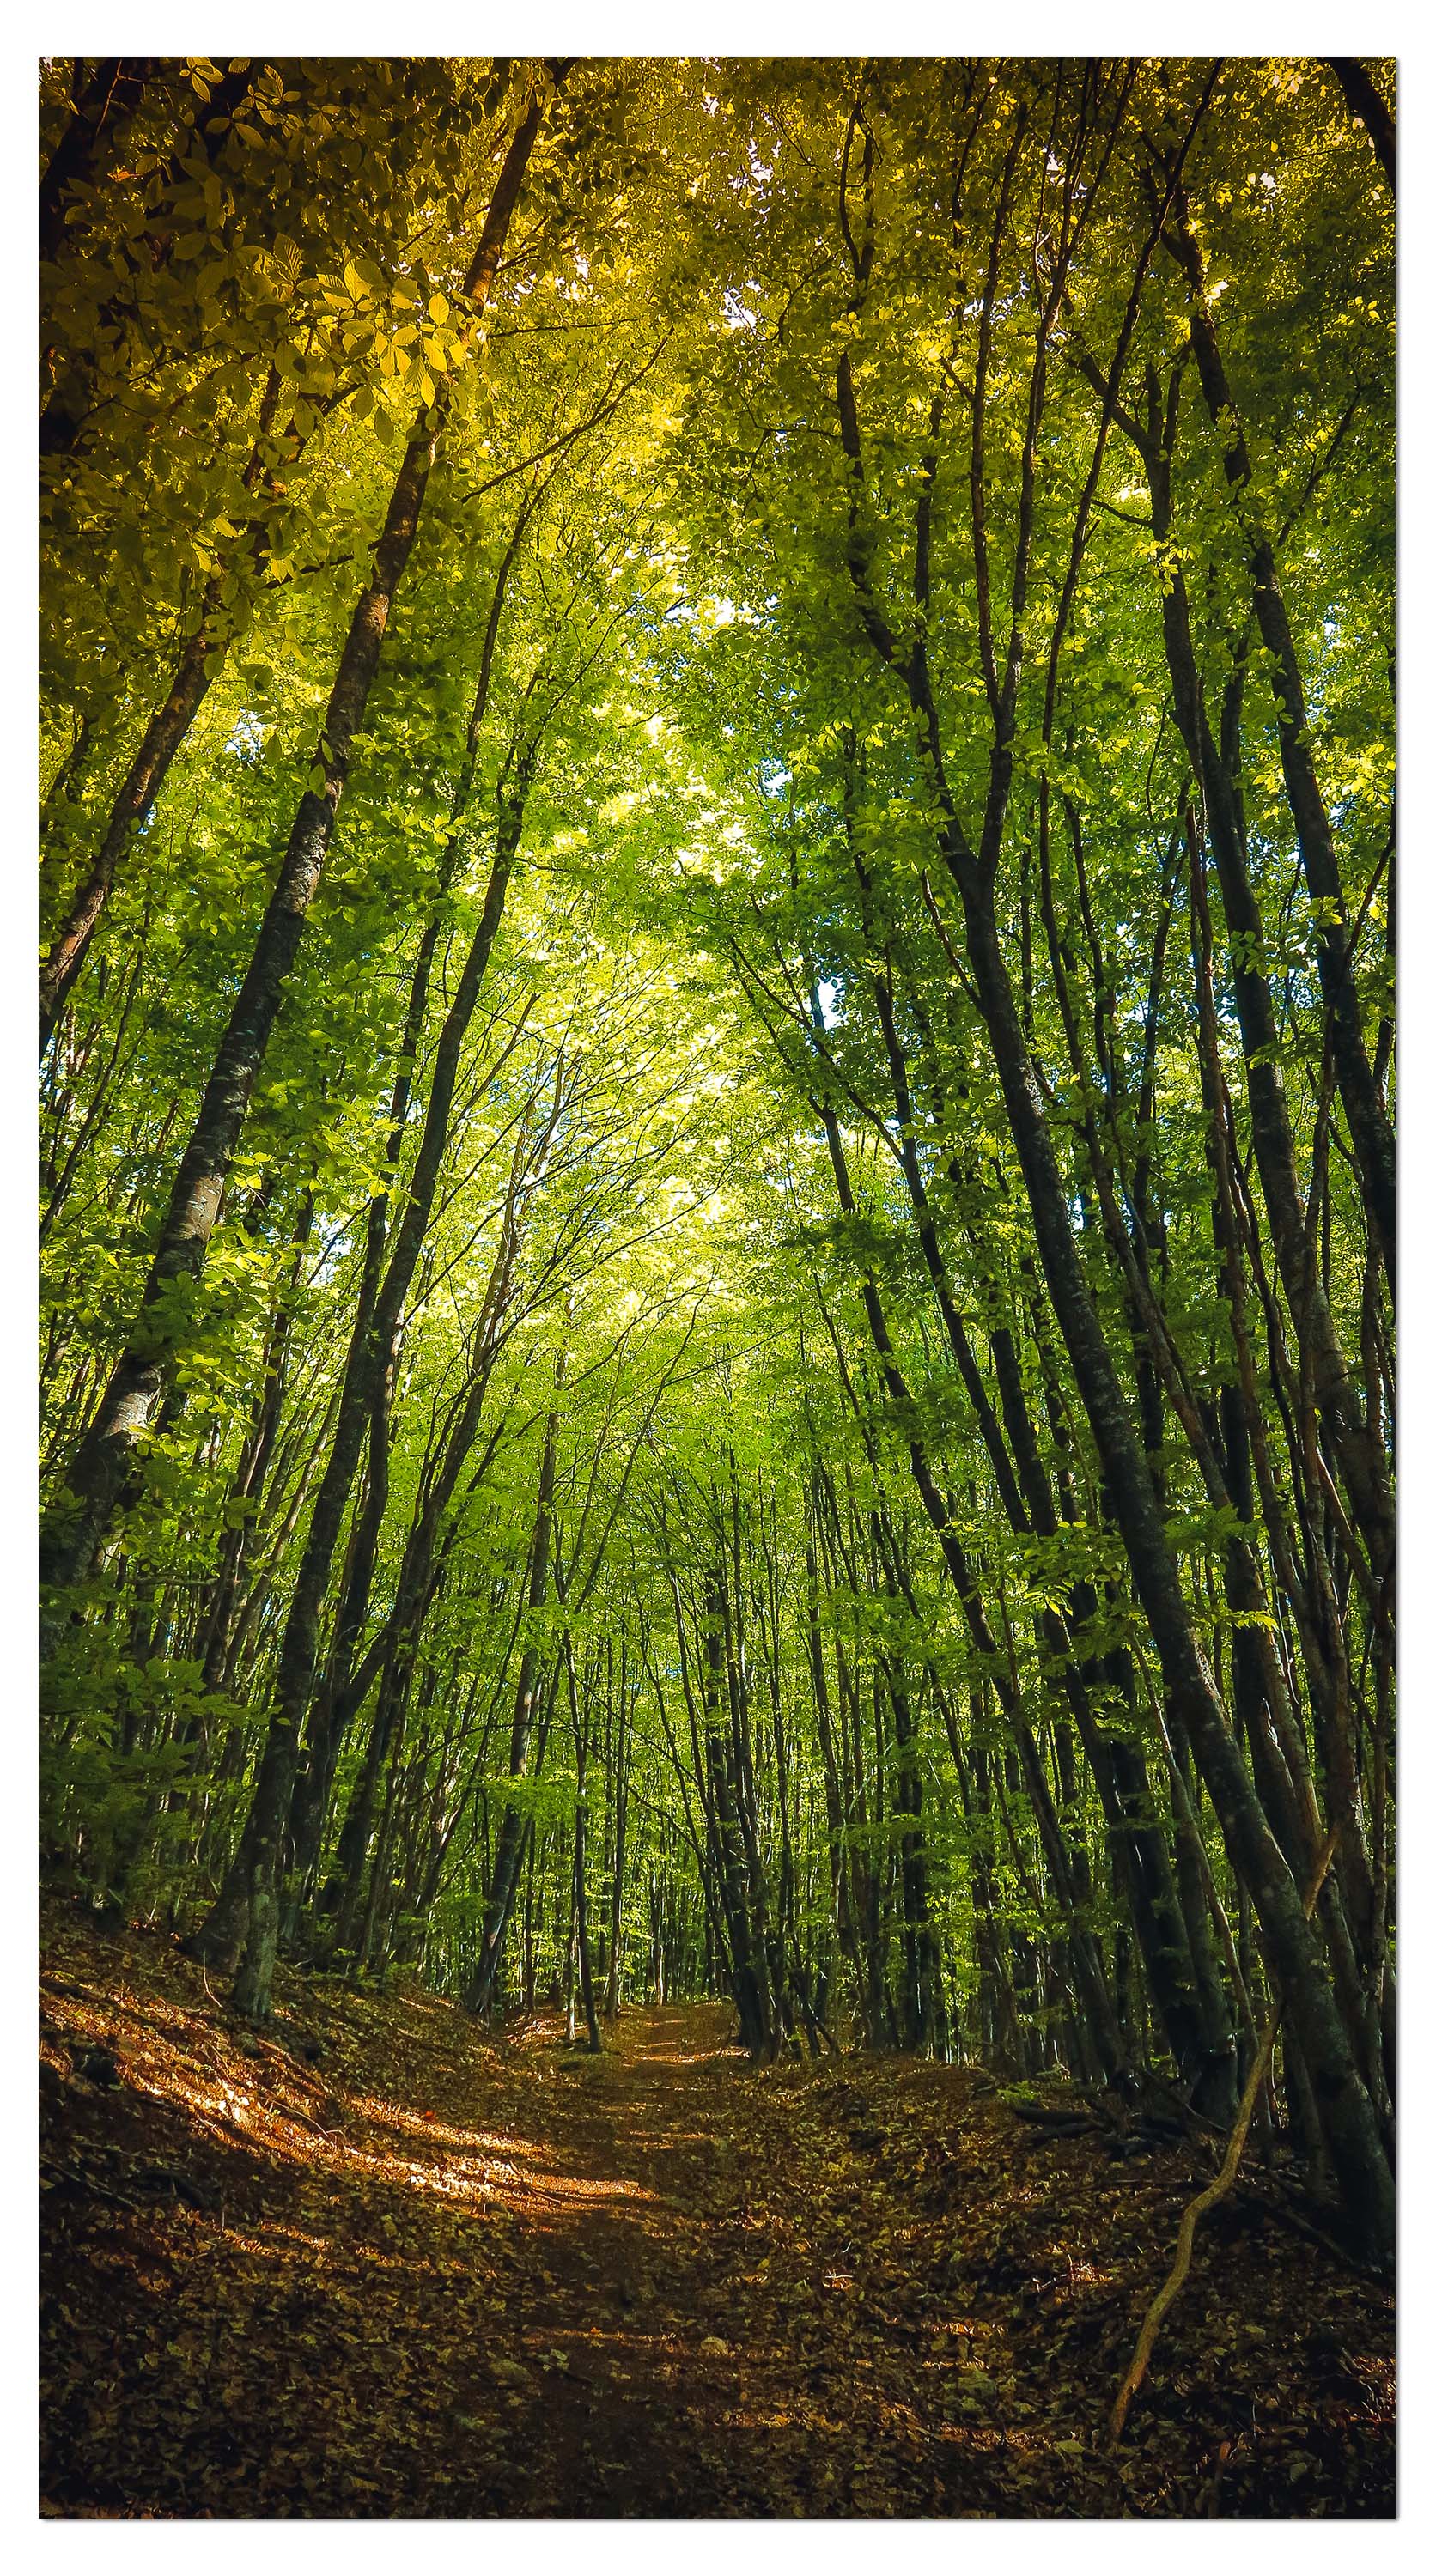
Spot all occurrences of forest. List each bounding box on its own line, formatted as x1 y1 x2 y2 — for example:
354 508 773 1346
39 54 1395 2519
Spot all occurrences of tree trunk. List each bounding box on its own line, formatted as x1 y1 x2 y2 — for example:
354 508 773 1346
953 873 1392 2258
40 90 548 1617
465 1382 563 2016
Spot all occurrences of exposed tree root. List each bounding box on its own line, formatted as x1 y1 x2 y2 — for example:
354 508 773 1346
1109 1831 1342 2445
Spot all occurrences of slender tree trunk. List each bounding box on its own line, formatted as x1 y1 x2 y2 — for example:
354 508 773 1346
1165 196 1395 1288
217 767 533 2005
40 91 548 1618
40 371 284 1047
604 1645 629 2018
952 873 1392 2258
40 59 149 268
465 1380 563 2016
568 1640 603 2051
1327 59 1396 188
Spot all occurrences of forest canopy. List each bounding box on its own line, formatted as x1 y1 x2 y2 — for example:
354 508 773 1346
39 56 1395 2268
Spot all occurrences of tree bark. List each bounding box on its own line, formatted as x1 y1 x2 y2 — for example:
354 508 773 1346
1327 59 1395 190
953 878 1392 2257
40 370 285 1047
40 60 150 269
1164 195 1395 1289
40 92 548 1619
465 1376 563 2016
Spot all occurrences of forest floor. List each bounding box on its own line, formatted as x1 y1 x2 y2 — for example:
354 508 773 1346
40 1897 1394 2519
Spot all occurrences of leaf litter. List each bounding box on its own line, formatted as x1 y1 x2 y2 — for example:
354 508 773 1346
40 1897 1393 2518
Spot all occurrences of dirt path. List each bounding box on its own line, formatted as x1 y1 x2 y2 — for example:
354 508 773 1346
40 1907 1394 2518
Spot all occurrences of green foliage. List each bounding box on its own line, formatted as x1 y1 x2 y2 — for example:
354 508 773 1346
39 59 1392 2146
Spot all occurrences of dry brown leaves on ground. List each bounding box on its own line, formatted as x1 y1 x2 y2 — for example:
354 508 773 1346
40 1898 1393 2518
